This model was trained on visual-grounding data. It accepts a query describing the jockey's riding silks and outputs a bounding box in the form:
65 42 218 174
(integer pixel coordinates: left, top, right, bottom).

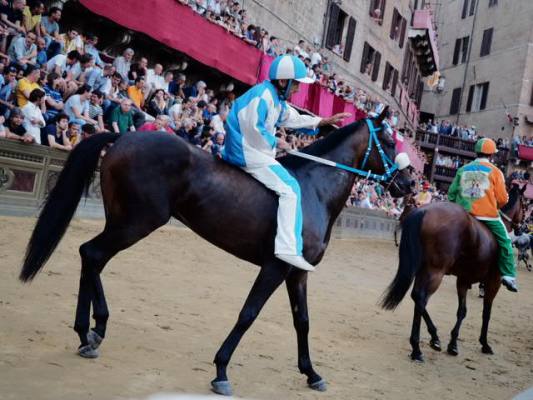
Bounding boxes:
222 55 321 271
448 138 518 291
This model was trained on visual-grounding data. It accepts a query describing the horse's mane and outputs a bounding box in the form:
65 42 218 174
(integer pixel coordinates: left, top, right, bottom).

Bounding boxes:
280 120 365 168
501 184 521 212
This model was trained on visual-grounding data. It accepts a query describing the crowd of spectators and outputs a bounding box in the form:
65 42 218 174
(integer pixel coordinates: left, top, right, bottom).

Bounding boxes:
179 0 396 118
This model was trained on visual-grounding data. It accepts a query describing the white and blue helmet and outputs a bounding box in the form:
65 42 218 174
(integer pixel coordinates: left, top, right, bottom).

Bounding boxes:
269 55 315 84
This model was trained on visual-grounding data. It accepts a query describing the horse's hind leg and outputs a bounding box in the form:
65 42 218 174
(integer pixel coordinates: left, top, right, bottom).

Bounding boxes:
75 218 168 358
409 270 443 362
286 270 325 392
479 274 501 355
212 260 289 396
447 281 469 356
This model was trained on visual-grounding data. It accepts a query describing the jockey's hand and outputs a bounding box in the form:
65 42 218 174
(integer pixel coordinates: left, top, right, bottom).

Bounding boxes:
276 138 291 150
318 112 352 127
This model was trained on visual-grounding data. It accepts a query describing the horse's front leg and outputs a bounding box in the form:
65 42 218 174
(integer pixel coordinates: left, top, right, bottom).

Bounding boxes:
286 270 326 392
211 260 289 396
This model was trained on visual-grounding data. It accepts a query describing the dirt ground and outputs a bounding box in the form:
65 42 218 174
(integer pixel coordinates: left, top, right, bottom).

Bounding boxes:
0 216 532 400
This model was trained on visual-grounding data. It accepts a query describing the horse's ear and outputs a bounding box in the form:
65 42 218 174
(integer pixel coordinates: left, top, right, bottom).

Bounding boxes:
375 105 389 127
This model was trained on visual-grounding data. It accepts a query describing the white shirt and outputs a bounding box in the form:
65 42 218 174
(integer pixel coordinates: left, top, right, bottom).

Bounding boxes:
46 54 81 78
210 114 226 134
21 102 45 144
310 52 322 66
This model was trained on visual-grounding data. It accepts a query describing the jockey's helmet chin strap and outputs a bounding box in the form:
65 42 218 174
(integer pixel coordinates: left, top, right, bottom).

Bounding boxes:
280 79 293 101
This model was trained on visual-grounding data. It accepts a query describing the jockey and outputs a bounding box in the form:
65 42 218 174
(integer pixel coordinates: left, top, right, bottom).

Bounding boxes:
222 55 349 271
448 138 518 292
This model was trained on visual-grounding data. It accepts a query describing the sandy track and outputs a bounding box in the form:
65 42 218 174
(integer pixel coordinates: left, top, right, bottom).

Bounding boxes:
0 216 532 400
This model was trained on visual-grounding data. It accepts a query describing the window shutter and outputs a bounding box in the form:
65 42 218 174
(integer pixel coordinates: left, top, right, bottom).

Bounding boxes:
450 88 462 115
453 39 461 65
390 9 398 39
399 17 407 48
326 3 340 50
343 17 356 62
480 82 489 110
461 36 469 63
382 62 391 89
469 0 476 16
372 51 381 81
461 0 469 18
480 28 493 56
466 85 475 112
391 69 399 97
361 42 370 73
379 0 387 25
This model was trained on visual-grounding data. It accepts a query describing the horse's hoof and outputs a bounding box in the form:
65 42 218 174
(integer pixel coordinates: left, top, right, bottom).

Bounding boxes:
410 352 424 363
211 380 233 396
87 329 103 350
78 344 99 359
447 344 459 356
481 345 494 355
309 378 327 392
430 339 442 352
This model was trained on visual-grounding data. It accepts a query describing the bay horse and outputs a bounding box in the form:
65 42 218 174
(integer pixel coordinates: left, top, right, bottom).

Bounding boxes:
381 183 526 362
394 193 417 247
19 109 412 395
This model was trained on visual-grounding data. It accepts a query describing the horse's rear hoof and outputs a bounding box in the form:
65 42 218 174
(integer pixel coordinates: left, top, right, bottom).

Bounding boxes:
211 380 233 396
78 344 99 359
447 344 459 356
309 378 327 392
87 329 103 350
481 345 494 355
410 352 424 363
430 339 442 352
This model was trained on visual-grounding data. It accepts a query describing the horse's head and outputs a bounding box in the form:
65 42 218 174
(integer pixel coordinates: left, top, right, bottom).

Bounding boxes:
503 183 528 230
362 106 413 198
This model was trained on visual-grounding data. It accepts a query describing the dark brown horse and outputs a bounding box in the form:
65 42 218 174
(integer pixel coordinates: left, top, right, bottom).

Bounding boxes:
19 110 412 396
394 193 417 247
381 183 525 362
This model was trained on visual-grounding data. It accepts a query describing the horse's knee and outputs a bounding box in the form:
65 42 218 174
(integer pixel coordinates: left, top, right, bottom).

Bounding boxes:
79 242 106 273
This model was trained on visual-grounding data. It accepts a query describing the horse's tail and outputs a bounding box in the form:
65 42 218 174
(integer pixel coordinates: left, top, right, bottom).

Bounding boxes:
20 133 120 282
380 209 426 310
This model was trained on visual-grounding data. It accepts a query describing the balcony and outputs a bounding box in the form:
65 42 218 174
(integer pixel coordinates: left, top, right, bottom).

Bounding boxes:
408 9 439 76
415 130 476 157
434 165 457 182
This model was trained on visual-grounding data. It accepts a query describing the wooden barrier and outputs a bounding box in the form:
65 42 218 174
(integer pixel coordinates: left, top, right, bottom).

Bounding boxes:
0 139 398 240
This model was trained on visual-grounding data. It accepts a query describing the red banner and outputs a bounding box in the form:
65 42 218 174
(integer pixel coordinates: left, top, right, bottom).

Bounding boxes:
80 0 262 85
518 145 533 161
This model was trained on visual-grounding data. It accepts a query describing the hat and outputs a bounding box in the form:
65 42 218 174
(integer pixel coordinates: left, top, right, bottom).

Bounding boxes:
475 138 497 155
423 181 430 190
268 55 315 84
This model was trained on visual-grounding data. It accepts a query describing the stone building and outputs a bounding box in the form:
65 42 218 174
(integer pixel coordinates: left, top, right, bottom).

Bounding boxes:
241 0 438 130
420 0 533 141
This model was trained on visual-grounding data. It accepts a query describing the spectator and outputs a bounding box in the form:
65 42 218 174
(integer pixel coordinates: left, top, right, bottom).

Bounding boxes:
66 121 81 146
43 112 71 150
80 122 96 141
210 108 227 134
266 36 281 57
40 6 61 45
138 114 173 133
88 90 105 132
35 36 47 66
60 28 83 54
83 33 103 67
22 1 44 35
0 0 26 38
162 71 173 94
21 88 45 143
128 56 147 82
8 31 37 69
45 50 80 80
145 63 164 94
113 48 134 81
88 63 115 95
110 98 135 134
15 64 41 107
4 107 33 143
0 65 18 115
64 84 95 126
127 76 145 108
169 73 186 98
147 88 169 117
43 72 64 122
